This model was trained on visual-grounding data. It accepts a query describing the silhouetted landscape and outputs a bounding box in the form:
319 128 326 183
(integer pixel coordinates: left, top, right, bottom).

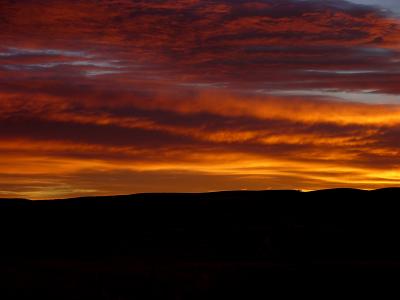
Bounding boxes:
1 189 400 298
3 0 400 298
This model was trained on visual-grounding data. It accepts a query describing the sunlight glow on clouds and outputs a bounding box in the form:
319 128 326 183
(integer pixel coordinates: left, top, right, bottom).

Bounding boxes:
1 0 400 198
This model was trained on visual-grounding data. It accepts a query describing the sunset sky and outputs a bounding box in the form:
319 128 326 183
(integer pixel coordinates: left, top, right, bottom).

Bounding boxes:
1 0 400 199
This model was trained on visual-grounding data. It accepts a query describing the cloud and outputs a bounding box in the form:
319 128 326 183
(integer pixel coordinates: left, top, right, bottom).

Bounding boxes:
1 0 400 198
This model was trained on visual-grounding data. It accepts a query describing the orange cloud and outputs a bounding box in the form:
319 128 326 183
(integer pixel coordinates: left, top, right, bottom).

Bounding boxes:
1 0 400 198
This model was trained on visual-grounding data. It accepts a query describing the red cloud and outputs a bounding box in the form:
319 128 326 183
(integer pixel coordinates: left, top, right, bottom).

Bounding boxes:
1 0 400 198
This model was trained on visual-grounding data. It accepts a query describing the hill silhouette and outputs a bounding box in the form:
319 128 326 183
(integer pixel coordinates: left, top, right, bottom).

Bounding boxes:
1 189 400 299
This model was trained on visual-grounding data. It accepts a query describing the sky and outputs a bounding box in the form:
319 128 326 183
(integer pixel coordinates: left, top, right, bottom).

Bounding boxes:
1 0 400 199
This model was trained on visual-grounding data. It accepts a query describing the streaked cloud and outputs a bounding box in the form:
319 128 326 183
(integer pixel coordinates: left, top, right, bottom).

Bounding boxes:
1 0 400 198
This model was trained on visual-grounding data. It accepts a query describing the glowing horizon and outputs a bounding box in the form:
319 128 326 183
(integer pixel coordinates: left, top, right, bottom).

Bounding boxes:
1 0 400 199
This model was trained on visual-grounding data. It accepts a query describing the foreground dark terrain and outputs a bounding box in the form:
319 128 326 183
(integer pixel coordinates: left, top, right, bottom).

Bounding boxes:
1 189 400 298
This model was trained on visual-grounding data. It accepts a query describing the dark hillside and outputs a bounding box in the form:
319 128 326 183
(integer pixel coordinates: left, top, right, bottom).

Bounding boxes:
1 189 400 298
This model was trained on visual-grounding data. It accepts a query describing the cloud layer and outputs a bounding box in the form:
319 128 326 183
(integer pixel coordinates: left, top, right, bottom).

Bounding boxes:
1 0 400 199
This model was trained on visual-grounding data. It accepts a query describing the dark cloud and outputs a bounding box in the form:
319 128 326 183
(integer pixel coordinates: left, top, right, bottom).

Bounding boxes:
1 0 400 198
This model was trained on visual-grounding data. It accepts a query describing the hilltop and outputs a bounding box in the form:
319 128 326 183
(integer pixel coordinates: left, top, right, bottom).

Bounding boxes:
1 188 400 299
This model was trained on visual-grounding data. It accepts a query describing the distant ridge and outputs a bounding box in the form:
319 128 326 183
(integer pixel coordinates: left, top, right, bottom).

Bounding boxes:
1 188 400 299
1 187 399 201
